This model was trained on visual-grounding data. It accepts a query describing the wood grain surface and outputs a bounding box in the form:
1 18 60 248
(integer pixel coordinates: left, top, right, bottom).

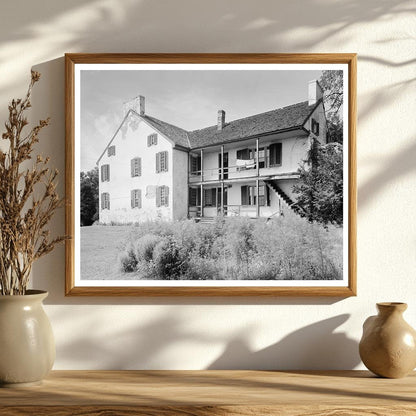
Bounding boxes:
1 370 414 415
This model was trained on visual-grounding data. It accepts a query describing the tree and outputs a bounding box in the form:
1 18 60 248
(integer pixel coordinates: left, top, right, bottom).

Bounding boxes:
293 141 343 226
319 70 343 144
80 167 99 226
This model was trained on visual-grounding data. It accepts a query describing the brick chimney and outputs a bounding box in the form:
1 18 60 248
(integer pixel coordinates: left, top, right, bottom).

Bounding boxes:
217 110 225 130
123 95 145 116
308 80 323 106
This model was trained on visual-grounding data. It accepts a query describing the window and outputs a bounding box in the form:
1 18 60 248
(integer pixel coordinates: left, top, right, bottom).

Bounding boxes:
204 188 216 207
236 148 250 160
241 185 268 206
156 186 169 207
189 187 201 206
101 193 110 210
107 145 115 157
147 133 158 147
131 157 142 177
156 151 168 173
131 189 142 209
249 147 266 168
101 164 110 182
311 119 320 135
190 154 201 174
269 143 282 166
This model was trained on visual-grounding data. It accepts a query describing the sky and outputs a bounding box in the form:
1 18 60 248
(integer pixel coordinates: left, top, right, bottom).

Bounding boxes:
80 67 323 171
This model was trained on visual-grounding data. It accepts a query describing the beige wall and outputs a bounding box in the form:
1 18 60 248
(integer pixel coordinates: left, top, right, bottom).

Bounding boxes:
1 0 414 370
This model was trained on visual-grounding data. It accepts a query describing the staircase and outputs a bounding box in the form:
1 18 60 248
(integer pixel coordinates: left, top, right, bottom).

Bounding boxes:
264 180 303 215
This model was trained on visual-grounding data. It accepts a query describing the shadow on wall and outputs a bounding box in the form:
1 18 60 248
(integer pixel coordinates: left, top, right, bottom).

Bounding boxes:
53 309 359 369
208 314 360 370
13 0 415 306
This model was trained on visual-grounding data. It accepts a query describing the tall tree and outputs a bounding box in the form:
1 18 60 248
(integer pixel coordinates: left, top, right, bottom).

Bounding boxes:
319 70 343 144
80 167 99 226
293 141 343 226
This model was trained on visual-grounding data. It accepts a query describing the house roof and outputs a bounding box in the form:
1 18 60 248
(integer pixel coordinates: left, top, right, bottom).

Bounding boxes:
98 100 320 163
187 101 317 149
142 114 190 149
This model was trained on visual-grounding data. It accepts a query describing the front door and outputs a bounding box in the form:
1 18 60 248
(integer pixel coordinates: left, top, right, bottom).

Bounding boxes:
218 152 229 180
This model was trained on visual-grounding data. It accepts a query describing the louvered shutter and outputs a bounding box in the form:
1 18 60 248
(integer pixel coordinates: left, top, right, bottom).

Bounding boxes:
101 193 104 209
164 186 169 206
156 186 161 207
138 189 142 208
131 159 134 177
156 153 160 173
130 190 134 208
147 135 151 147
164 151 168 172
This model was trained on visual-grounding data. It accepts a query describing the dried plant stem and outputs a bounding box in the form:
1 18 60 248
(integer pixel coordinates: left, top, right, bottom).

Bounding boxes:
0 71 65 295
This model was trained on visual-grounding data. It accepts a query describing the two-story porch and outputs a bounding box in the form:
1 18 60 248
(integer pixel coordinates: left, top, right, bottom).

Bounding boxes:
188 131 307 219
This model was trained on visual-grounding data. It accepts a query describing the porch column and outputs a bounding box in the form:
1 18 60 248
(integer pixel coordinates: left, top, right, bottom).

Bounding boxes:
256 179 260 218
200 149 204 182
256 137 259 177
200 184 204 218
221 145 224 216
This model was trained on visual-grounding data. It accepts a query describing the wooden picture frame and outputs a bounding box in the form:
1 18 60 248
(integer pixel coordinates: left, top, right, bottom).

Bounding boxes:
65 53 356 296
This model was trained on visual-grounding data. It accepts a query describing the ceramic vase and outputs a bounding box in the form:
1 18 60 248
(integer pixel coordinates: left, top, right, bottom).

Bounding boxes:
0 290 55 387
359 302 416 378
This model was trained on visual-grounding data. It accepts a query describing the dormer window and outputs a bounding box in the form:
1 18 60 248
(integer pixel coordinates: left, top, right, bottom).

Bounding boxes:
147 133 158 147
311 119 320 135
107 145 115 157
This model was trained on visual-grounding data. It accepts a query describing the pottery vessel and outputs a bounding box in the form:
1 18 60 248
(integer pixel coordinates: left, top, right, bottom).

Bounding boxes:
359 302 416 378
0 290 55 387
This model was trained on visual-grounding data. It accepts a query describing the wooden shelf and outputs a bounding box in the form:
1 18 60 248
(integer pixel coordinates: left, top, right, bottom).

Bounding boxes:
1 370 415 415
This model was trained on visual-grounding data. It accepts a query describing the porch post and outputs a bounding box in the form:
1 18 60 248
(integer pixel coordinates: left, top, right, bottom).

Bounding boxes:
200 184 204 218
256 179 260 218
256 137 259 177
221 145 224 215
200 149 204 182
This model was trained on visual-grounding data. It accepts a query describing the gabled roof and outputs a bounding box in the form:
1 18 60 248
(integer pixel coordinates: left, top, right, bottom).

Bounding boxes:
188 101 317 149
98 99 321 163
142 114 190 149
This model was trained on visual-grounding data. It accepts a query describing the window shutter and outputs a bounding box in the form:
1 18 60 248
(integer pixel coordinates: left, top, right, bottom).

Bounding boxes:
138 189 142 208
101 193 104 209
156 186 161 207
156 153 160 173
138 158 142 176
269 143 282 166
107 194 110 210
101 165 105 182
165 186 169 206
163 151 168 172
131 190 134 208
131 159 134 177
147 135 151 147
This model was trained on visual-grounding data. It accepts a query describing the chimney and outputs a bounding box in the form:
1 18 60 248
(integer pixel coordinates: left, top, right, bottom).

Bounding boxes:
123 95 145 116
217 110 225 130
308 80 323 106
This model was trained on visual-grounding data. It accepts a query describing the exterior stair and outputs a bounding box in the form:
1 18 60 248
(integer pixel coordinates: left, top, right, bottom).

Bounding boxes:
264 180 303 215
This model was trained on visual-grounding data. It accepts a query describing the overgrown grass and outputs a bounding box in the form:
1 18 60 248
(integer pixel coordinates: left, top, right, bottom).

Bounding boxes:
118 215 343 281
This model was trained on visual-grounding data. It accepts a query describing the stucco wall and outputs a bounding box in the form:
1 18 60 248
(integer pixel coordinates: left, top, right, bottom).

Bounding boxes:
98 114 173 223
2 0 414 371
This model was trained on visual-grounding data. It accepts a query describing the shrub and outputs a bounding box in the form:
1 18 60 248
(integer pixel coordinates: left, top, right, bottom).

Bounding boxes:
135 234 162 262
153 236 185 279
118 243 138 272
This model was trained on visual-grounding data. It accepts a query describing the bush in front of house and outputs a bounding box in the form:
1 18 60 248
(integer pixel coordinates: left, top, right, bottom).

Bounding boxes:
118 243 138 272
134 234 162 262
118 216 343 280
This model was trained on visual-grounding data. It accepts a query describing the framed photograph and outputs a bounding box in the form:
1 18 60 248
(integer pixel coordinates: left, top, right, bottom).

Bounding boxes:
65 53 356 296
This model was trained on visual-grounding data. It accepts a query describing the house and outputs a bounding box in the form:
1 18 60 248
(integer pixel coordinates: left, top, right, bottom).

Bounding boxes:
97 80 327 224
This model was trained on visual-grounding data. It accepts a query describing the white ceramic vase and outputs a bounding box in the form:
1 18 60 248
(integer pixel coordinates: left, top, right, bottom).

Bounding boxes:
0 290 55 387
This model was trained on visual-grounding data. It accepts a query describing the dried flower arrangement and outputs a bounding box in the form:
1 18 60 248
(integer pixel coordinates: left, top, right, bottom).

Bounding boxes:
0 71 65 295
